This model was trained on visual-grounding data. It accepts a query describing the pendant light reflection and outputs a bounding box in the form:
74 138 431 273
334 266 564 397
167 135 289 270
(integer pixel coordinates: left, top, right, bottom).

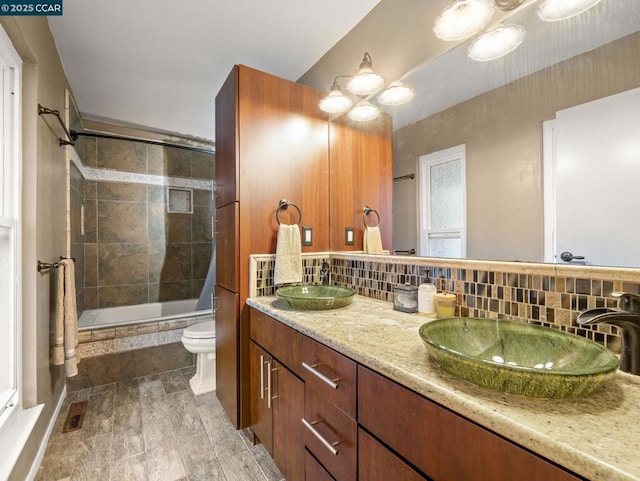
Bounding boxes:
377 82 415 106
318 79 353 114
346 53 386 96
434 0 495 41
348 102 380 121
468 24 525 61
537 0 602 22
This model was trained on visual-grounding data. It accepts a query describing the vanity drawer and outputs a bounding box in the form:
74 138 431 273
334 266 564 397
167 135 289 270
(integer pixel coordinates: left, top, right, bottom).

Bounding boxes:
305 449 336 481
358 366 583 481
300 335 357 417
304 387 357 481
358 429 426 481
250 308 304 375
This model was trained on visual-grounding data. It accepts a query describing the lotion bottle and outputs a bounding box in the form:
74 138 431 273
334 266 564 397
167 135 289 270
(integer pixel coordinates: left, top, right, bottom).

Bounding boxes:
418 281 437 317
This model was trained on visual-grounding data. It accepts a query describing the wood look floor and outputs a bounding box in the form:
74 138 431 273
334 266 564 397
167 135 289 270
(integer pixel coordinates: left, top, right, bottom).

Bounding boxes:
36 366 284 481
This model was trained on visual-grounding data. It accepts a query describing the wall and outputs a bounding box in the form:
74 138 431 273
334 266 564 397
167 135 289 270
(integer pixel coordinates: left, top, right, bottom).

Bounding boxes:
0 17 70 481
71 134 215 311
393 31 640 262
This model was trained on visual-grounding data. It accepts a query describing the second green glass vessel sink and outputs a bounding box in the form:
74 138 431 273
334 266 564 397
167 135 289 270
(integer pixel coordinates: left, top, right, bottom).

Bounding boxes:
419 318 619 398
276 285 355 310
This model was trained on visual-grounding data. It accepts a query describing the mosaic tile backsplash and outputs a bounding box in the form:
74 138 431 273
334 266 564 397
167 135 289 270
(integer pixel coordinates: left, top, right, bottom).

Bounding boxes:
250 253 640 353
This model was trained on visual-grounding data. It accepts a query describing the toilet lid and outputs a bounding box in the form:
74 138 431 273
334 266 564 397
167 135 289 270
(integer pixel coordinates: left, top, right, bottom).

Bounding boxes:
183 320 215 338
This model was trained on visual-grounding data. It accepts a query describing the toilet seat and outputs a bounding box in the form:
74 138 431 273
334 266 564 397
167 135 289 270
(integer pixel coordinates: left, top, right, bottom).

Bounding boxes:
183 320 215 339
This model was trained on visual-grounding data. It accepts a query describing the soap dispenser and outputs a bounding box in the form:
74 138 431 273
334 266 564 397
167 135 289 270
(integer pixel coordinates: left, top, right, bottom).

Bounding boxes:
418 280 437 317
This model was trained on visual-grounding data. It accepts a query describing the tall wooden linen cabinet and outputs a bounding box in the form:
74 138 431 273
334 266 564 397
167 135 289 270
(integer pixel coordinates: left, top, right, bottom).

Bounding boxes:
214 64 393 454
214 65 331 428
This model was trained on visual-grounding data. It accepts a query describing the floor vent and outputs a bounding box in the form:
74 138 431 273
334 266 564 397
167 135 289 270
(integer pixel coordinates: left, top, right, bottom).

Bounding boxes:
62 400 88 434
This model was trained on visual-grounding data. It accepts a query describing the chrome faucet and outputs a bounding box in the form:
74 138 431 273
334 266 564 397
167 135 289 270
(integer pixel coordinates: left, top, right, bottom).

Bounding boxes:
319 261 330 286
577 292 640 375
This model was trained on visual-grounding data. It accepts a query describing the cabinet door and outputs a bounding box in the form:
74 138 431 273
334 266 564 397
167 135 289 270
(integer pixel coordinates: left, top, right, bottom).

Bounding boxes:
215 66 238 208
249 341 273 455
329 113 393 251
273 360 305 481
358 429 426 481
215 202 238 292
215 285 239 427
358 366 582 481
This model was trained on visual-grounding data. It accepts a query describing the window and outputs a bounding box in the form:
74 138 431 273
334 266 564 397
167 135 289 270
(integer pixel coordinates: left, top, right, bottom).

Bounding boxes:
418 145 466 258
0 26 21 430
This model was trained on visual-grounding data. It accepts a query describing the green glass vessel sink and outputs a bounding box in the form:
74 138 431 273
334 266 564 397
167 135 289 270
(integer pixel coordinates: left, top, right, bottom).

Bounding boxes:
276 285 355 310
419 318 619 398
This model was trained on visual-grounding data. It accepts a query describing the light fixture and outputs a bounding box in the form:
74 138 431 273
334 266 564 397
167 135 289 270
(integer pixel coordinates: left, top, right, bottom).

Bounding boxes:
468 24 525 61
377 82 415 106
348 102 380 121
537 0 602 22
346 53 386 96
433 0 495 42
319 78 353 114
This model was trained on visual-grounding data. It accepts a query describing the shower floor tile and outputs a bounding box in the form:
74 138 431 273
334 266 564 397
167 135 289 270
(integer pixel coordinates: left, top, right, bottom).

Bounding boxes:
36 366 284 481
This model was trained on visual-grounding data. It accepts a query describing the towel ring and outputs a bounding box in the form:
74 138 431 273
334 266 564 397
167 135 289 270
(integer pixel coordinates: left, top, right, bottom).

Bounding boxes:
276 199 302 225
363 206 380 228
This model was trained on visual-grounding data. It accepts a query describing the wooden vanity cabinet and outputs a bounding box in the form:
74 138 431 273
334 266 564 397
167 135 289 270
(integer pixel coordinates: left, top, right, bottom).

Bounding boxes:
250 309 305 481
357 366 584 481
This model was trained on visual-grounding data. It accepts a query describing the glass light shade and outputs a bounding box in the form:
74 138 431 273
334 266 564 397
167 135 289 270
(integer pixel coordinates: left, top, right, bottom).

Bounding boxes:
347 102 380 121
434 0 495 42
319 85 353 114
346 68 386 96
537 0 602 21
377 82 415 106
468 24 525 61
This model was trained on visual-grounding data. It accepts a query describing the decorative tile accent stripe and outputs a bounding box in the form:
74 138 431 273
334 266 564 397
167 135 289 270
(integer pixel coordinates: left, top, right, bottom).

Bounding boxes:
78 314 212 357
250 252 633 353
83 166 213 190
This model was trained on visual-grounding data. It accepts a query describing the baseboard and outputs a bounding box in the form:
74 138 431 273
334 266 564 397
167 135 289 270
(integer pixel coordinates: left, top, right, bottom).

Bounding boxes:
25 385 67 481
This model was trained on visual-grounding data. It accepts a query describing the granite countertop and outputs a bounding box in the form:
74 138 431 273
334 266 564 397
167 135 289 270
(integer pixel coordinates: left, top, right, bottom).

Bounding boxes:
247 295 640 481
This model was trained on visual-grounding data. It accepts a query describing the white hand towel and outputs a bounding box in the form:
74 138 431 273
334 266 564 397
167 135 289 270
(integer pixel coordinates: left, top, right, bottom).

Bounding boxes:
52 259 79 377
363 226 384 254
274 224 302 285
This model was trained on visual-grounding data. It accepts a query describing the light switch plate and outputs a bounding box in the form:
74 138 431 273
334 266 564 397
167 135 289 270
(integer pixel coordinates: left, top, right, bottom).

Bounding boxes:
302 226 313 246
345 227 354 246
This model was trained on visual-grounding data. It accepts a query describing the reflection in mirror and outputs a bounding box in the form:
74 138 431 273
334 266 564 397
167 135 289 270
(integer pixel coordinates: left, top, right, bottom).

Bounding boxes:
387 0 640 267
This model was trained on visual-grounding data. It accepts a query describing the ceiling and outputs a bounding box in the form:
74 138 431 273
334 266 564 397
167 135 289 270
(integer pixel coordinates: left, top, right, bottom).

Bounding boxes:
48 0 381 142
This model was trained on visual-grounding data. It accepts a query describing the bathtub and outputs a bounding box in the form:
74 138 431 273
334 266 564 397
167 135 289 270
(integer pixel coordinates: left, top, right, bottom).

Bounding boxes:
78 299 212 330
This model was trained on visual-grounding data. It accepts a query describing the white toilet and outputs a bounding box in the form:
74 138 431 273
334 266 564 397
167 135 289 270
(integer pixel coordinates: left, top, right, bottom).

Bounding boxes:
181 320 216 395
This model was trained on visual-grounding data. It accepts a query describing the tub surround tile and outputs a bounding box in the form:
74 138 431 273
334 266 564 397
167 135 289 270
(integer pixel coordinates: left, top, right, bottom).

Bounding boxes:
150 281 193 303
97 201 147 244
98 285 148 309
97 138 147 174
162 148 192 178
192 243 213 279
149 243 192 283
192 208 213 243
190 153 215 180
114 332 158 352
97 181 147 202
78 340 114 358
83 200 97 243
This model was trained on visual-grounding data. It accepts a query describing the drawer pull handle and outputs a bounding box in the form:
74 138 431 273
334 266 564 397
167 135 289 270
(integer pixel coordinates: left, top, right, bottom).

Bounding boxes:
259 355 265 400
302 362 339 389
267 360 273 409
301 418 340 456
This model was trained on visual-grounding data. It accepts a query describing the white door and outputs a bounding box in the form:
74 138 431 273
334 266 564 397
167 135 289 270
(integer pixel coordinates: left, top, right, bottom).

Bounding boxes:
544 87 640 267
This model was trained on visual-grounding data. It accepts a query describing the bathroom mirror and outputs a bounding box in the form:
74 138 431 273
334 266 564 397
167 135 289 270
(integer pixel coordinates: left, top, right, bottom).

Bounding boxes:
318 0 640 268
387 0 640 267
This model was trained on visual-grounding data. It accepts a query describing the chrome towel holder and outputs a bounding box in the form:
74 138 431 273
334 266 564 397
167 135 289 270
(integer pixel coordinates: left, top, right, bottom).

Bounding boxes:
363 206 380 227
276 199 302 225
38 256 76 273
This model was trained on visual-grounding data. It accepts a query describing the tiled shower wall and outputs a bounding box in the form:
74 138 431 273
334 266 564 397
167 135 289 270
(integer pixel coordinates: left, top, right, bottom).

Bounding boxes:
71 136 215 312
252 253 640 353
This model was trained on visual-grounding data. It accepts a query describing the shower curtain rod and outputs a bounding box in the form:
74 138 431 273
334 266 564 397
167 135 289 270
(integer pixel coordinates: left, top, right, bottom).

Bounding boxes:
70 130 215 155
